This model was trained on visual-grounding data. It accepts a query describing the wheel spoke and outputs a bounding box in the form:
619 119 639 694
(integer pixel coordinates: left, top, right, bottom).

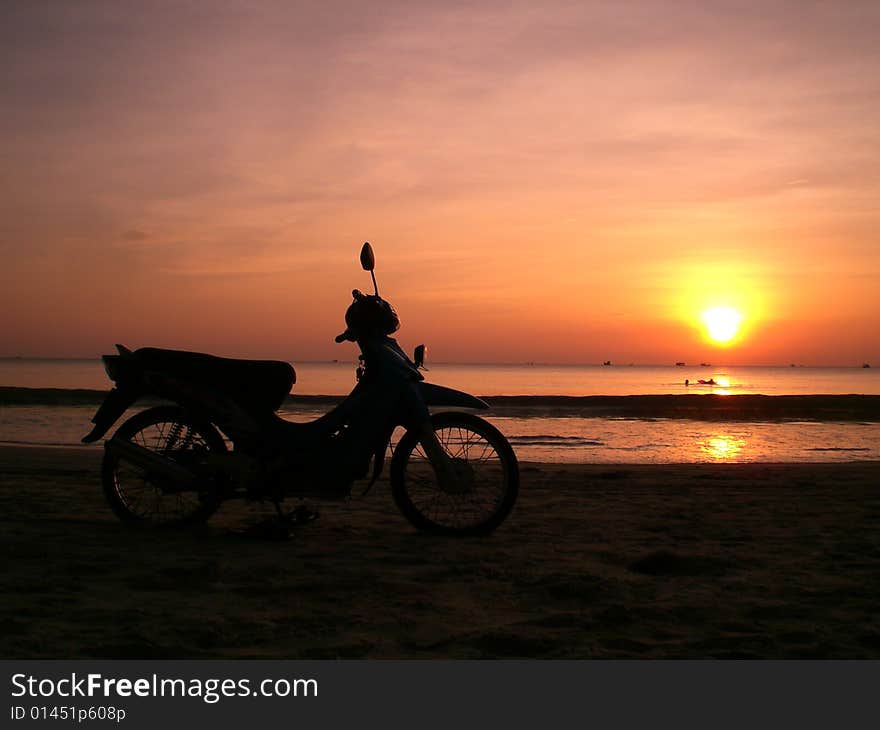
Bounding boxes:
109 413 220 526
398 417 514 532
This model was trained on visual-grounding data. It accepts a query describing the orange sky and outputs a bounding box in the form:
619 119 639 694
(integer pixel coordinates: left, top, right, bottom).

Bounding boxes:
2 1 879 365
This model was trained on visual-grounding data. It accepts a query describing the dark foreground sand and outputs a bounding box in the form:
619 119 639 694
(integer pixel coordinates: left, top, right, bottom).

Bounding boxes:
2 445 879 659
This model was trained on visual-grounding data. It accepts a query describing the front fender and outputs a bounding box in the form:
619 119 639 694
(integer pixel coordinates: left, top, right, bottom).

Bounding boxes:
417 382 489 411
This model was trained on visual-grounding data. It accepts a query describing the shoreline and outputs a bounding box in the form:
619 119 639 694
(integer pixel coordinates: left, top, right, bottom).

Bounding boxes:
3 387 880 421
2 445 879 659
3 440 880 467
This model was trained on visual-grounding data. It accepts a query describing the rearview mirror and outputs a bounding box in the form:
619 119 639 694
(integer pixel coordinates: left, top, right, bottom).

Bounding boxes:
360 241 375 272
414 344 427 369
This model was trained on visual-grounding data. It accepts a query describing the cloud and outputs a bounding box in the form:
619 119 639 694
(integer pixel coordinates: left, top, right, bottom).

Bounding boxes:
2 0 878 359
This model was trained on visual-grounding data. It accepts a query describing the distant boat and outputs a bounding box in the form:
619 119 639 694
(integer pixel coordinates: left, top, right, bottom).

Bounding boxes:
675 362 685 366
697 378 717 385
602 360 612 366
700 362 711 367
864 363 872 368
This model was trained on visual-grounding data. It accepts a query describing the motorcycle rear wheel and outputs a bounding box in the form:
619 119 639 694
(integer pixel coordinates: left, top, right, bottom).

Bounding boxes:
101 406 227 526
390 412 519 535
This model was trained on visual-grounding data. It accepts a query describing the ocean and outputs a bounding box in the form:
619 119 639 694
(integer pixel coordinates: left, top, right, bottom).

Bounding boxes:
1 358 878 463
2 358 879 396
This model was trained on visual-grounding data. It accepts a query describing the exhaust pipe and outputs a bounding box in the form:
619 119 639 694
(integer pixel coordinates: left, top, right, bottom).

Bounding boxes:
105 436 197 488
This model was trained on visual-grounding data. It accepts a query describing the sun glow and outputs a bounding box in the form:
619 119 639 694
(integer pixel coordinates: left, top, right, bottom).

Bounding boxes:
701 435 746 461
701 307 743 344
671 261 767 356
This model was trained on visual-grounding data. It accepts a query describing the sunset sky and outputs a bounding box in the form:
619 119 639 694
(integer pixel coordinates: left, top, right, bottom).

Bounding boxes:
3 0 879 365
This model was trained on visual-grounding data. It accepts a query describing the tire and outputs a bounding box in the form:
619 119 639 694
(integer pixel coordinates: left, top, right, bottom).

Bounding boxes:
390 412 519 535
101 405 227 526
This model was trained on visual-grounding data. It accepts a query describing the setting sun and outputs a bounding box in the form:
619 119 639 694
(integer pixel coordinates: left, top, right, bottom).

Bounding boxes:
701 307 743 344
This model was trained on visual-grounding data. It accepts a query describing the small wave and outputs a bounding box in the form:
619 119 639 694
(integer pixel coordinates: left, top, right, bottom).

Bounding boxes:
805 447 870 452
0 439 85 448
508 436 604 447
509 441 605 448
508 435 603 442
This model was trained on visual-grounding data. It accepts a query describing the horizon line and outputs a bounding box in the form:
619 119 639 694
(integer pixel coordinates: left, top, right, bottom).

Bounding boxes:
0 356 873 369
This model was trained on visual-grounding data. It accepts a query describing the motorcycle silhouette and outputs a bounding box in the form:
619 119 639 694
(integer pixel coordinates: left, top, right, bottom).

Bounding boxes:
83 243 518 535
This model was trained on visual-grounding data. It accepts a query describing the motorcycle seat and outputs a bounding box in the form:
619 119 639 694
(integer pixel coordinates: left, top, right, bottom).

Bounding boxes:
133 347 295 413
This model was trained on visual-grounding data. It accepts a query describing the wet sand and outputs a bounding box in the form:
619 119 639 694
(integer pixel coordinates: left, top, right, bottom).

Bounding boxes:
1 445 879 659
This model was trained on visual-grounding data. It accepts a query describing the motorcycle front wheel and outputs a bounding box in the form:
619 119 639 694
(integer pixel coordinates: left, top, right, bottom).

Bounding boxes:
101 405 227 526
390 412 519 535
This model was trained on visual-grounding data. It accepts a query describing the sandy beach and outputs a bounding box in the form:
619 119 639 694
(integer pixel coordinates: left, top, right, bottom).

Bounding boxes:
1 445 879 659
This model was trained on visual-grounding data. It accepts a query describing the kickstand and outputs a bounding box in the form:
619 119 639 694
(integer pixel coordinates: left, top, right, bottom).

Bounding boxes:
232 516 292 541
273 500 319 526
286 504 320 525
230 501 318 541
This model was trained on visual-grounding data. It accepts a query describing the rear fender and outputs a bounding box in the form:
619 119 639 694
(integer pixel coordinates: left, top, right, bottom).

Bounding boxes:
417 382 489 411
82 388 140 443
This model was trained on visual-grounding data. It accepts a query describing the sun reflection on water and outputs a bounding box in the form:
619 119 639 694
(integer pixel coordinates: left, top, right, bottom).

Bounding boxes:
701 435 746 460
